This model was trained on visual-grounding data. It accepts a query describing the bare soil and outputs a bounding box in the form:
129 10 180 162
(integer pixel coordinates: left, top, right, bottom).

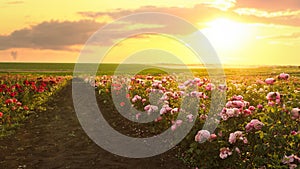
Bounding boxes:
0 82 188 169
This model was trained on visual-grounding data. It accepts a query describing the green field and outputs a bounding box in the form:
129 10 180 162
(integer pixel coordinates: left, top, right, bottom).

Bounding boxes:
0 62 299 77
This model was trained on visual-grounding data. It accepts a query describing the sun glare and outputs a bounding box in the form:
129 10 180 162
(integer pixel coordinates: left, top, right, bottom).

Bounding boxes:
201 18 251 50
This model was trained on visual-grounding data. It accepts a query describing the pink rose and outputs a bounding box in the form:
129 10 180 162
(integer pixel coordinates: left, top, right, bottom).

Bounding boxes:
195 130 210 143
229 131 245 144
243 109 252 116
209 134 217 141
257 104 263 109
265 78 275 85
205 83 215 91
249 106 255 111
171 124 177 131
246 119 264 132
291 108 300 120
171 120 183 131
266 92 280 105
235 147 241 154
278 73 289 80
282 155 295 164
291 131 297 136
186 114 194 122
175 120 183 126
229 133 237 144
135 113 141 120
219 147 232 159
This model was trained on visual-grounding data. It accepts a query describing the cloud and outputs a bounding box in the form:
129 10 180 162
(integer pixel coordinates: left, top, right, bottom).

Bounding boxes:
259 32 300 40
235 0 300 11
2 2 300 51
234 8 300 18
78 4 300 28
0 20 104 50
0 16 197 51
200 0 236 11
232 8 300 26
78 5 226 26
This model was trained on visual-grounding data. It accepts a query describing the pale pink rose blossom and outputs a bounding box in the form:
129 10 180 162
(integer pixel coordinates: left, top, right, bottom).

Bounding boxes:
245 119 264 132
291 108 300 120
265 78 275 85
282 155 295 164
171 124 177 131
175 119 183 126
186 114 194 122
219 147 232 159
289 164 297 169
229 131 245 144
144 105 158 115
195 130 211 143
266 92 280 105
171 120 183 131
135 113 141 120
235 147 241 154
154 116 163 122
171 108 179 114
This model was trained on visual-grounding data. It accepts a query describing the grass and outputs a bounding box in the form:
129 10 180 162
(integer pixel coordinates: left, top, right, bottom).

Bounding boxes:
0 62 299 77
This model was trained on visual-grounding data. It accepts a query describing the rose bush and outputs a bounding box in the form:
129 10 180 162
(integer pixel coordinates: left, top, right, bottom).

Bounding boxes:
85 72 299 168
0 74 70 135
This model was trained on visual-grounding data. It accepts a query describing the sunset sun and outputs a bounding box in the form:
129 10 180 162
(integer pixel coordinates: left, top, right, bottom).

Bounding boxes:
201 18 251 50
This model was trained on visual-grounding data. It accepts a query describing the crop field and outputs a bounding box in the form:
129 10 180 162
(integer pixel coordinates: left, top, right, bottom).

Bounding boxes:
0 63 299 168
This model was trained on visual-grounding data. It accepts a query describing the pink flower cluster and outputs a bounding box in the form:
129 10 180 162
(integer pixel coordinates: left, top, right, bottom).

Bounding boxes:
159 104 172 115
186 114 194 122
131 95 142 103
291 130 300 136
195 130 210 142
282 154 300 169
171 120 183 131
189 91 208 99
278 73 290 80
144 104 158 115
229 131 248 144
265 78 276 85
179 78 208 91
291 108 300 120
245 119 264 132
261 73 289 85
195 130 217 143
219 147 232 159
266 92 281 105
205 83 215 91
219 95 255 120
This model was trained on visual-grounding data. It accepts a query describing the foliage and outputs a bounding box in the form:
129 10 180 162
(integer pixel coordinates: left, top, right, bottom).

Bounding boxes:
84 71 300 169
0 74 70 136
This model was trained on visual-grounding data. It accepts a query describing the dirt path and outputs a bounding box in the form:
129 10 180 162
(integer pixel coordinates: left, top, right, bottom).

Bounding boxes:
0 82 188 169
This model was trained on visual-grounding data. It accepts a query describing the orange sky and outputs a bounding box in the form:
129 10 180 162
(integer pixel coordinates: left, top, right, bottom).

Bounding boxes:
0 0 299 65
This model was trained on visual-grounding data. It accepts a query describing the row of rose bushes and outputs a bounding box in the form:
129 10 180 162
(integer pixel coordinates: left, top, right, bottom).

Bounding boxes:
84 72 299 169
0 74 70 135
